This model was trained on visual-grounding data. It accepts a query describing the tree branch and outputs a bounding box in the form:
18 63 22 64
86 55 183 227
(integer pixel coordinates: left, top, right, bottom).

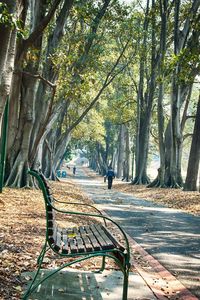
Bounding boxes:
14 70 56 89
104 39 131 85
66 40 131 132
183 133 193 140
185 115 196 120
150 128 159 145
179 0 200 49
72 0 111 71
19 0 62 60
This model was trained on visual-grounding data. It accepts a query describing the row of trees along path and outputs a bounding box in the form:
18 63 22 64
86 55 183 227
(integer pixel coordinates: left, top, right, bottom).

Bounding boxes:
0 0 200 192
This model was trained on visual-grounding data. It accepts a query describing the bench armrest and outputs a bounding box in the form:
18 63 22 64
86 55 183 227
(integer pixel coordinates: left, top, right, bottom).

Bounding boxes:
53 198 104 216
49 201 130 257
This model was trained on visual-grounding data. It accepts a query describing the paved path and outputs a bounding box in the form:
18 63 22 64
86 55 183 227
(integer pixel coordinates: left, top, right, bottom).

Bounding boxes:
70 167 200 299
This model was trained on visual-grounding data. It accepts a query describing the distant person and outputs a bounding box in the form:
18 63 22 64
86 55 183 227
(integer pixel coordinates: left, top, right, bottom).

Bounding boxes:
73 166 76 175
106 167 115 189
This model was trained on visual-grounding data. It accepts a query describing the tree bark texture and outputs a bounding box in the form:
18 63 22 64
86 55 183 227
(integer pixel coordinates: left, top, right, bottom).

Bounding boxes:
117 124 126 178
122 125 130 181
184 95 200 191
0 0 24 128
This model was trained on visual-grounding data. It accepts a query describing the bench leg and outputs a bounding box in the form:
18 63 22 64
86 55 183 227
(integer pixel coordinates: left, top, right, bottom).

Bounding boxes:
93 255 106 273
100 255 106 272
37 244 49 265
122 269 129 300
23 242 47 299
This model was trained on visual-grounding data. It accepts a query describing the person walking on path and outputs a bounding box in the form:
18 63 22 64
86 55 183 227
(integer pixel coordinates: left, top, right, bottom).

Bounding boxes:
73 166 76 175
106 167 115 189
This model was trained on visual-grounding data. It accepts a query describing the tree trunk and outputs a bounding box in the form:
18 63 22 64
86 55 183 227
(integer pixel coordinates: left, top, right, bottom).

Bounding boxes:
123 125 130 181
50 132 71 179
6 75 37 187
166 0 200 188
0 27 17 128
148 0 167 188
184 95 200 191
134 1 149 184
6 0 48 186
133 0 156 185
117 124 125 178
0 0 23 126
133 109 151 184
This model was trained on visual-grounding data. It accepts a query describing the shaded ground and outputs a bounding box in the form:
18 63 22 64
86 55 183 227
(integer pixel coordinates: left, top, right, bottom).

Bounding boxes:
22 268 156 300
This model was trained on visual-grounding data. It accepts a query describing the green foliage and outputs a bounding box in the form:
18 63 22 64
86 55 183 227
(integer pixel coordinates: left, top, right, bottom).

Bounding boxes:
0 3 24 37
64 146 73 162
48 0 136 137
101 67 137 125
0 3 14 26
72 110 105 145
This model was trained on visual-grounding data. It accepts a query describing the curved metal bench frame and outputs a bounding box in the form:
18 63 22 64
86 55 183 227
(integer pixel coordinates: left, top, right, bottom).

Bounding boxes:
23 169 130 300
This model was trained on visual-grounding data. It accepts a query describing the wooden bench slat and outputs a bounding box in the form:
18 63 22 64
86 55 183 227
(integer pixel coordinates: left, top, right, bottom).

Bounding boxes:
100 225 125 251
47 209 55 220
76 237 85 253
81 235 93 252
54 231 62 251
62 234 68 254
84 226 101 251
73 227 79 235
78 227 93 252
79 226 85 235
94 225 115 249
69 238 78 253
89 225 111 250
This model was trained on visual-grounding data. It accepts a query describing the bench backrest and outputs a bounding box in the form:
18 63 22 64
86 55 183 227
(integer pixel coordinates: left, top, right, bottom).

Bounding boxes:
28 169 56 245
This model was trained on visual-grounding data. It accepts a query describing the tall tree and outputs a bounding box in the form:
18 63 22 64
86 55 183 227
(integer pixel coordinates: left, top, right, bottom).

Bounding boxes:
132 0 158 184
6 0 62 187
148 0 168 187
164 0 200 187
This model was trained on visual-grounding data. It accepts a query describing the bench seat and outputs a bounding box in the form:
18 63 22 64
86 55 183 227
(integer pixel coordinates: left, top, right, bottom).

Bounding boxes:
50 223 125 254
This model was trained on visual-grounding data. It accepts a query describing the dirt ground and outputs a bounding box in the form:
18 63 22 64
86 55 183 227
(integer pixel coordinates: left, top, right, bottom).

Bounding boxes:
114 182 200 216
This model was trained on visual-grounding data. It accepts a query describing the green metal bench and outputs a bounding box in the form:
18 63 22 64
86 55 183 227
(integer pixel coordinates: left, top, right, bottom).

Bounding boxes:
23 169 130 299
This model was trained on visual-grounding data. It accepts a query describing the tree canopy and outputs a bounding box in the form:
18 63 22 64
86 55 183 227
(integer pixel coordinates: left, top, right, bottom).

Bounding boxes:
0 0 199 191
